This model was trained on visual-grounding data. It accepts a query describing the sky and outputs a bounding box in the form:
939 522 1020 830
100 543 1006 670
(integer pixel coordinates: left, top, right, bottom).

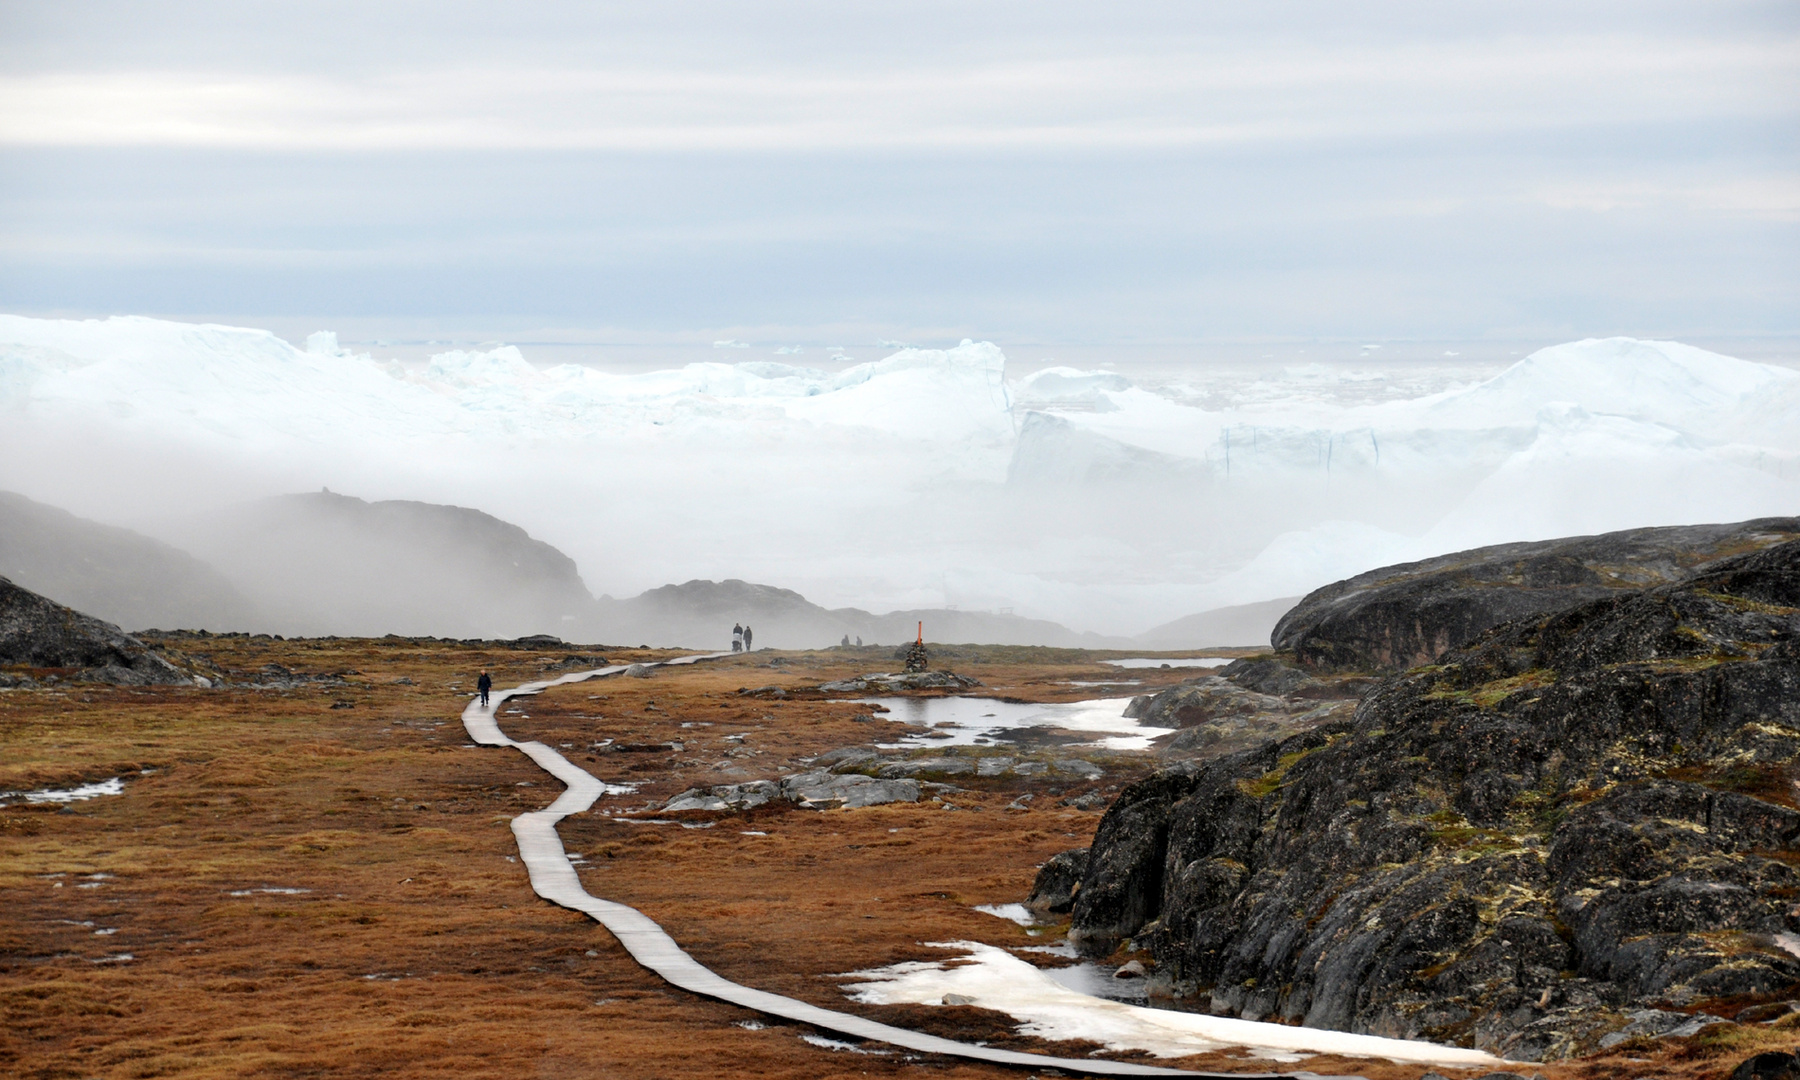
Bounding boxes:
2 0 1795 351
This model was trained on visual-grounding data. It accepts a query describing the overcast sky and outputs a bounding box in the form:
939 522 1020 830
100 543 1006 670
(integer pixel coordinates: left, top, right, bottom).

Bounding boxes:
1 1 1795 349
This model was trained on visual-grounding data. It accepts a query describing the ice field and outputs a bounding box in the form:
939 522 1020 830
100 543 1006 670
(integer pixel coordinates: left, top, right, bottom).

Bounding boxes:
1 314 1795 635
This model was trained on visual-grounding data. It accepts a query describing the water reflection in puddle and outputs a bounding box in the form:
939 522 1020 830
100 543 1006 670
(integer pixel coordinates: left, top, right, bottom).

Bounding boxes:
1045 961 1151 1003
862 696 1173 750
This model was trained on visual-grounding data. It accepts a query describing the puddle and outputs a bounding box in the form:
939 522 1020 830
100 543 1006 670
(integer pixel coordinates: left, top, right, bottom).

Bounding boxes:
2 776 127 805
1102 657 1236 669
1044 961 1150 1004
862 696 1173 751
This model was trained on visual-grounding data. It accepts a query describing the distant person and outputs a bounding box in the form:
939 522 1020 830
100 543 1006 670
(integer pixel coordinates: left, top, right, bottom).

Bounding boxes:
477 670 492 708
743 625 753 651
841 634 850 647
732 623 743 653
855 636 862 646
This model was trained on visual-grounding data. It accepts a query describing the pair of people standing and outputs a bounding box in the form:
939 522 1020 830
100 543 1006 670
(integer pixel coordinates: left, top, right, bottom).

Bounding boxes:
732 623 754 652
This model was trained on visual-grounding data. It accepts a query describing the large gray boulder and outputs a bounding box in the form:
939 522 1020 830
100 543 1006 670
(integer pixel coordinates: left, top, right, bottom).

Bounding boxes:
780 771 920 809
0 577 195 685
1272 517 1800 672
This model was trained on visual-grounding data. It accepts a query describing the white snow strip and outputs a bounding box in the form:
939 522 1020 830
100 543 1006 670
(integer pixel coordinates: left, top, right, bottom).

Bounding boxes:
974 903 1036 925
843 943 1505 1069
463 657 1349 1078
1103 658 1238 669
2 776 126 804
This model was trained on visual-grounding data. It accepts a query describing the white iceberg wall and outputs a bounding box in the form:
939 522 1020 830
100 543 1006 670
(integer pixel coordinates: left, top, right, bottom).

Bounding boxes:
1 313 1794 637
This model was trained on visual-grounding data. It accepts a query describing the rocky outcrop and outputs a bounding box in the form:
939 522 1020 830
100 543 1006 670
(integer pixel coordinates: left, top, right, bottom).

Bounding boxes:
662 773 920 812
1057 536 1800 1060
817 671 982 692
1273 517 1800 672
1126 656 1365 759
0 577 196 685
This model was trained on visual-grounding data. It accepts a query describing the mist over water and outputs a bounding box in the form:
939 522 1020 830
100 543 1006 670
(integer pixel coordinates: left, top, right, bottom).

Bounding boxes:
1 314 1796 639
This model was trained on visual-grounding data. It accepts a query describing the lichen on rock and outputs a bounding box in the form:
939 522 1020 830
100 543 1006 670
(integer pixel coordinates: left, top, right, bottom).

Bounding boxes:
1053 535 1800 1060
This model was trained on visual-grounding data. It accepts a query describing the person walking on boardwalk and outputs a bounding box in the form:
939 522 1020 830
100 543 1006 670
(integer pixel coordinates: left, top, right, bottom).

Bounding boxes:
732 623 743 652
477 670 492 708
743 625 753 651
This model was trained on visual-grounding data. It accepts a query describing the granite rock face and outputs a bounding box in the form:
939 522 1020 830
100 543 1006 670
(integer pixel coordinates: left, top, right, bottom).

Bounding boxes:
1055 537 1800 1060
0 577 195 685
1129 657 1366 761
1273 517 1800 672
1026 848 1091 914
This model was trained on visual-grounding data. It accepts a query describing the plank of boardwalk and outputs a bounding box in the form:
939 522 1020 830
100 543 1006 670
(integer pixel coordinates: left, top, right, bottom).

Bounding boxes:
462 656 1347 1080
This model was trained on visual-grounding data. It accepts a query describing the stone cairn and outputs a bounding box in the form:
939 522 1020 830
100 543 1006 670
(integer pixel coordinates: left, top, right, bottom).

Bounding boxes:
903 621 929 673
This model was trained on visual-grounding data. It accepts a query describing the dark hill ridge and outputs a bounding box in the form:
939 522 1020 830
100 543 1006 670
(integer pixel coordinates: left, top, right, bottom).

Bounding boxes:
1055 534 1800 1060
0 490 255 632
1273 517 1800 671
599 577 1132 650
0 576 196 686
190 491 594 639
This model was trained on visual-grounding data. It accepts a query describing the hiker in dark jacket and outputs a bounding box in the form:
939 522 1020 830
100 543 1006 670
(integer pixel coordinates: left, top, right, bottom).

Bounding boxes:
743 625 753 651
477 670 492 707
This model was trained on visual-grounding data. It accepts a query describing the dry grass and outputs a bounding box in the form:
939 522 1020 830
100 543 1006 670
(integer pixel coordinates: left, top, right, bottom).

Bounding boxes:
0 638 1781 1078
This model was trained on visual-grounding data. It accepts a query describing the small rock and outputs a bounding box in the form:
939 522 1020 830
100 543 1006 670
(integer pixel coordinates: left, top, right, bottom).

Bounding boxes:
1732 1051 1800 1080
1025 848 1088 913
664 780 780 813
1113 960 1146 979
877 757 974 778
1737 1001 1800 1023
942 993 976 1006
813 747 878 772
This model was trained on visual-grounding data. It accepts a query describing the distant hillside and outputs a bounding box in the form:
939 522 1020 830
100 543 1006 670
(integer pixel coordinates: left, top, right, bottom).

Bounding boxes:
188 491 593 638
1134 597 1301 650
0 491 255 632
593 578 1132 651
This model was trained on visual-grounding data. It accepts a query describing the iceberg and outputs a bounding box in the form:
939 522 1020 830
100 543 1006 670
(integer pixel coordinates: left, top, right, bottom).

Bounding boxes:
0 314 1793 638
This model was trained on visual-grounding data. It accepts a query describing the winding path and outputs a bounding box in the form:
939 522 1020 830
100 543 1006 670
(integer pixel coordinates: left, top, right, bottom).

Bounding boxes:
462 656 1345 1079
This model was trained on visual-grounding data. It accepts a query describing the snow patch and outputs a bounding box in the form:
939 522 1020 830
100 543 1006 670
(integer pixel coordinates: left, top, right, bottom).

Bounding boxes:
841 942 1507 1067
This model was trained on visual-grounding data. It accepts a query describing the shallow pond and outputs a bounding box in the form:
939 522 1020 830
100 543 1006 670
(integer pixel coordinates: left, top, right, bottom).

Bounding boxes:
862 696 1174 751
